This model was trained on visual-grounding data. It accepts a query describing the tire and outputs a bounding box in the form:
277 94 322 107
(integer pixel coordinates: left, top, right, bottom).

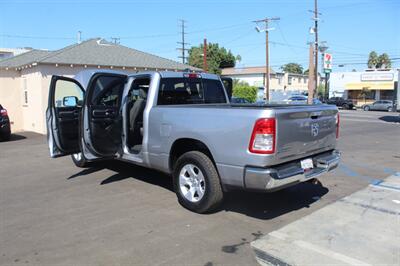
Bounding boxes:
173 151 224 213
71 152 90 168
388 106 393 112
0 132 11 141
364 106 370 111
343 104 349 110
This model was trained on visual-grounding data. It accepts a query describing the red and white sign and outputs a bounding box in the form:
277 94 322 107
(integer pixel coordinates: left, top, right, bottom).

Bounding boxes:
323 53 332 72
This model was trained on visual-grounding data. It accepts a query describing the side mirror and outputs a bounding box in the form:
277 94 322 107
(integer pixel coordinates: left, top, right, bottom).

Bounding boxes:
63 96 78 107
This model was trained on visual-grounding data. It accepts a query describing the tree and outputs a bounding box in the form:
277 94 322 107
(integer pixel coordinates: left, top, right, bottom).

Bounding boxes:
368 51 379 68
281 63 303 74
377 53 391 68
367 51 391 69
232 80 258 103
303 69 309 75
188 42 238 74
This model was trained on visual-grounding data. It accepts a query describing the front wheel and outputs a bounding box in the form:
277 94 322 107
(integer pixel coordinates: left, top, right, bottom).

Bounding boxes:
173 151 224 213
364 106 370 111
71 152 90 168
388 106 393 112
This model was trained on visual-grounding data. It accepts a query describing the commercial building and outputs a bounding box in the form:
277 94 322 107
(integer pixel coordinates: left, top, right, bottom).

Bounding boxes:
329 69 399 106
0 38 195 134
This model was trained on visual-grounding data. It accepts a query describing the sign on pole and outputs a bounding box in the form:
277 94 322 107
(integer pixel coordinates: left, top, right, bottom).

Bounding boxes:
323 53 332 73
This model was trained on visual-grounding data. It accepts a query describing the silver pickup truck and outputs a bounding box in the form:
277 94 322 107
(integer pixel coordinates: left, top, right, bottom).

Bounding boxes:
46 70 340 213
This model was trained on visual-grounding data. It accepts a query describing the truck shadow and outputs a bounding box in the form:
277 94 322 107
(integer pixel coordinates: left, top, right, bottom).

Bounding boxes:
221 183 328 219
70 160 328 220
379 115 400 123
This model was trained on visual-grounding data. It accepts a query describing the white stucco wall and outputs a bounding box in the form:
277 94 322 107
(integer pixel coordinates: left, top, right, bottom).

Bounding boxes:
0 69 23 132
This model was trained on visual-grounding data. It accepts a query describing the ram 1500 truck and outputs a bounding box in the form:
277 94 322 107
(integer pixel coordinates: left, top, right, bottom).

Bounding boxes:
46 70 340 213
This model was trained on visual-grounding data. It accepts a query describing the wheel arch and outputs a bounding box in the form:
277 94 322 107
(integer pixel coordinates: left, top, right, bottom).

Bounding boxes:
169 138 216 172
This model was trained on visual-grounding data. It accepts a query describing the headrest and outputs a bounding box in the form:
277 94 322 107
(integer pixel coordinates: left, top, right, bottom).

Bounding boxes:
139 88 147 99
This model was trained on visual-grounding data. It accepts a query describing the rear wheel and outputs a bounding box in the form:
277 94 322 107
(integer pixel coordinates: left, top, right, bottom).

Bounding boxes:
0 132 11 141
173 151 223 213
71 152 90 168
364 106 370 111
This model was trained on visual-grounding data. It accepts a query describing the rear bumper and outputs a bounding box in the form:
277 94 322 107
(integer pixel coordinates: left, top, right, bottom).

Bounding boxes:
244 150 340 192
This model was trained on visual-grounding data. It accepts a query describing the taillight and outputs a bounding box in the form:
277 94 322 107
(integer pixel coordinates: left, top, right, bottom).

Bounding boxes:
249 118 276 154
336 113 340 138
0 109 7 117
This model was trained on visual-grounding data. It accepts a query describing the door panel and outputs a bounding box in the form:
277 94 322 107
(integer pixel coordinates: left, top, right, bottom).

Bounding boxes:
46 76 84 157
84 73 127 157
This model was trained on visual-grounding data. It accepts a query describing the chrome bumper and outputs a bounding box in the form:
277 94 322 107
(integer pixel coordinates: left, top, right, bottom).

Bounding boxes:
244 150 341 191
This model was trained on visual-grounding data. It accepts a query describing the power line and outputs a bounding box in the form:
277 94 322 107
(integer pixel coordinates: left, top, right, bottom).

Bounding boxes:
0 34 74 40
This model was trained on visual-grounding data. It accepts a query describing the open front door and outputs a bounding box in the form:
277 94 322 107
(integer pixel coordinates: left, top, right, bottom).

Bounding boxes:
46 76 84 158
83 73 127 157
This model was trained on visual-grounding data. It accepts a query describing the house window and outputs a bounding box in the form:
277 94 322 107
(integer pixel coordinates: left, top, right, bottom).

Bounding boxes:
288 77 292 85
24 91 28 104
298 78 301 83
22 78 28 106
304 78 307 84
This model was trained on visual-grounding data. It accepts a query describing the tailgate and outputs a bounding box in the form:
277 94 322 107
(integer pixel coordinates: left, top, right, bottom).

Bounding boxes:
274 105 338 161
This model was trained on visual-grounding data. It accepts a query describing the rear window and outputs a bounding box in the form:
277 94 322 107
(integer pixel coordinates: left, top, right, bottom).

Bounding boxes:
157 78 227 105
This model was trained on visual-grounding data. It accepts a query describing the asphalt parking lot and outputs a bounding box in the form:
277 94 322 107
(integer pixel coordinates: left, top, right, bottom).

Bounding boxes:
0 109 399 265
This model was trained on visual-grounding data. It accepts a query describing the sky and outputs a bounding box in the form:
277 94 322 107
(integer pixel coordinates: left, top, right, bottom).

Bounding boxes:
0 0 399 72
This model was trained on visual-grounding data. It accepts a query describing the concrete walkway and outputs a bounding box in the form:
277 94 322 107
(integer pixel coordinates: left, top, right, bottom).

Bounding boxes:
251 173 400 266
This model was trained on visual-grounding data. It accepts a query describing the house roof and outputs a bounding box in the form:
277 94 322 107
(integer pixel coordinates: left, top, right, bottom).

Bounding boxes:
0 38 196 70
0 50 51 68
221 66 276 75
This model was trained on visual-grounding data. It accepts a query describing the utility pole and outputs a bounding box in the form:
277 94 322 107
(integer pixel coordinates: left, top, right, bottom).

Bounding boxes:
253 17 280 101
310 0 321 98
203 38 208 72
110 37 120 44
177 19 189 64
307 43 315 104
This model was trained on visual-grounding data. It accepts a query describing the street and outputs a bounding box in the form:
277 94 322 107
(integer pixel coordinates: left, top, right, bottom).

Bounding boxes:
0 109 399 265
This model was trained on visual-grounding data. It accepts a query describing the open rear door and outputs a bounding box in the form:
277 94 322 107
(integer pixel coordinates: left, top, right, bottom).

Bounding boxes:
83 73 127 157
46 76 84 157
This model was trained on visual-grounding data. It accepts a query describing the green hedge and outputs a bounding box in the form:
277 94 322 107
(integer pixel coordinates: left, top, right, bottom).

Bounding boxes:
232 83 258 103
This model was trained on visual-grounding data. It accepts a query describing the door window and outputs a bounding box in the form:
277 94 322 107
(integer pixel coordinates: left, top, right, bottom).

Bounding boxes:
54 79 84 107
91 76 125 106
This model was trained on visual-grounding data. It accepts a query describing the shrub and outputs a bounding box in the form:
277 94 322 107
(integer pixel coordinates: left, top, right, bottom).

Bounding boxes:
232 82 258 103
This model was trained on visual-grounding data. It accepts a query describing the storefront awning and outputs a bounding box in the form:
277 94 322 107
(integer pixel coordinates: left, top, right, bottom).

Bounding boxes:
345 82 394 90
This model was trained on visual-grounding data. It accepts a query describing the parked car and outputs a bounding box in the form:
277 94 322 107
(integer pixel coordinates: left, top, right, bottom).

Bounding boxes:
0 104 11 141
283 95 308 104
326 97 354 110
362 100 393 112
230 97 250 104
46 71 340 213
282 96 322 105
